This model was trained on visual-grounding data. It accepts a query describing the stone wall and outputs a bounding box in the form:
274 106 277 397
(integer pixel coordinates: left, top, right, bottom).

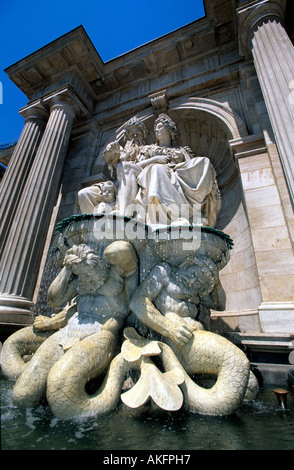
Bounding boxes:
1 0 294 352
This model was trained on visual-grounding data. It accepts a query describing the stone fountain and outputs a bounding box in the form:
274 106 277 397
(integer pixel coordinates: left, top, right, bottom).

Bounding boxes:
1 114 259 419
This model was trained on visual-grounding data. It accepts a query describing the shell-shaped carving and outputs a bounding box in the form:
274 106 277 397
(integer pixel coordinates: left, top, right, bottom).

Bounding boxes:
122 327 161 362
121 360 185 411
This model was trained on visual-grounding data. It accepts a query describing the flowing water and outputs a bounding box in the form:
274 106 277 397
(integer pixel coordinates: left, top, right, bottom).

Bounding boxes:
1 371 293 451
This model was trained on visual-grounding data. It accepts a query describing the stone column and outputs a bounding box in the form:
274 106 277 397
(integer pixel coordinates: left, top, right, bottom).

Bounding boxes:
0 102 48 256
0 97 76 326
238 0 294 205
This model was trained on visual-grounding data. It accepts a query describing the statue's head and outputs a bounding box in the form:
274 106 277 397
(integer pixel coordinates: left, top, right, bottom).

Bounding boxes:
154 114 178 147
178 257 218 296
64 244 111 290
123 117 148 145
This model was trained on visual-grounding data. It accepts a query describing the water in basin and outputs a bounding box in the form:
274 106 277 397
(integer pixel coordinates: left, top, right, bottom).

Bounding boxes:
1 371 293 451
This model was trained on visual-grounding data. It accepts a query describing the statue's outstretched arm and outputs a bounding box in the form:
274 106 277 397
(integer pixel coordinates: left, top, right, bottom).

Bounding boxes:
33 301 76 332
47 266 78 308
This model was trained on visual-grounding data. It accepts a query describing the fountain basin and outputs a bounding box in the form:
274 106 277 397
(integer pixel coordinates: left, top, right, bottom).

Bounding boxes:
55 213 232 276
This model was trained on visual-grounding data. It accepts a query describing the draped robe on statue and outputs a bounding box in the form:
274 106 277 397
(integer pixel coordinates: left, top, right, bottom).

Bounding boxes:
129 145 220 226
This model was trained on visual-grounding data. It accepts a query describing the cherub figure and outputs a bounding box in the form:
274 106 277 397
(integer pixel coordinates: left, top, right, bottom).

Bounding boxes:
78 180 117 214
79 117 148 216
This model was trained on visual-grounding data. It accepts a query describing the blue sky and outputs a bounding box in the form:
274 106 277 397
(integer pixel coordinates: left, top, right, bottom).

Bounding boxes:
0 0 205 145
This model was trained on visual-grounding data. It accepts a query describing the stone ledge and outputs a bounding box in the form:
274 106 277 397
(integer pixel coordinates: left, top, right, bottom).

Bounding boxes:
258 302 294 333
227 331 294 355
251 363 294 389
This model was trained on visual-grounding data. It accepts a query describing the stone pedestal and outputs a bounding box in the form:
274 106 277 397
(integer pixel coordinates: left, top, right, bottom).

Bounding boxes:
230 135 294 333
0 97 76 327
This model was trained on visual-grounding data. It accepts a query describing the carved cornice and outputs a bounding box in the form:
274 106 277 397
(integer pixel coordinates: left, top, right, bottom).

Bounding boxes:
237 0 286 57
5 8 239 109
229 133 266 159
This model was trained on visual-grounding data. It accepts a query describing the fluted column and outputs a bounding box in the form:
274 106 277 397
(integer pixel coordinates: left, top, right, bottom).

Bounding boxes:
0 97 76 324
0 102 48 256
238 0 294 205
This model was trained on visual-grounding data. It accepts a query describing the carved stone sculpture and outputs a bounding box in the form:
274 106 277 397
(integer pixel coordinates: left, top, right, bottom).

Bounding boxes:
78 180 117 214
1 239 138 407
79 116 148 216
1 215 258 418
78 114 221 227
133 114 221 227
0 113 259 419
99 114 221 227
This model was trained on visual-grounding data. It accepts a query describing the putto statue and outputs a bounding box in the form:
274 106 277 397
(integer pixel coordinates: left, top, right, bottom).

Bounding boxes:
78 180 118 215
1 113 258 419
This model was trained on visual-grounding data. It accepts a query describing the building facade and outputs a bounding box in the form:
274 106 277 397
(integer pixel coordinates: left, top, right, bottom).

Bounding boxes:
0 0 294 361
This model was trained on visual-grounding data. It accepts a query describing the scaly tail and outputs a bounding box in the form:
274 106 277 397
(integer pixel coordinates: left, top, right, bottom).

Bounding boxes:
46 328 128 419
12 330 66 406
162 330 250 416
1 326 52 380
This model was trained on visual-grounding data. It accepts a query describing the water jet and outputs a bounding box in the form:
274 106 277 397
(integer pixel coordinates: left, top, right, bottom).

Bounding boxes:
272 388 289 410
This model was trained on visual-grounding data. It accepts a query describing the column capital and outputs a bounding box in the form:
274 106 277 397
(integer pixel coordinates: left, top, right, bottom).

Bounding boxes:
42 86 89 120
19 100 49 122
237 0 286 57
49 99 77 121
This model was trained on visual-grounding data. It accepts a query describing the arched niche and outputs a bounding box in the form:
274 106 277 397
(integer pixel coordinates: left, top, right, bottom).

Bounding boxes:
128 97 248 230
168 98 248 231
133 97 262 329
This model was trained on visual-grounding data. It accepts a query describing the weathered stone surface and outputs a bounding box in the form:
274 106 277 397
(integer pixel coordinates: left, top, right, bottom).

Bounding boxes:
1 0 293 345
